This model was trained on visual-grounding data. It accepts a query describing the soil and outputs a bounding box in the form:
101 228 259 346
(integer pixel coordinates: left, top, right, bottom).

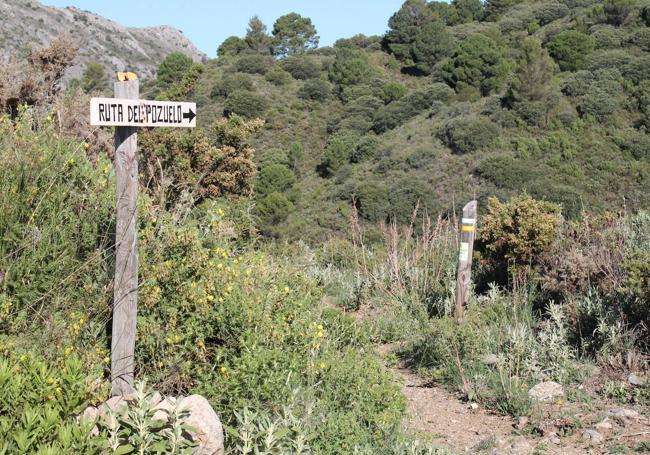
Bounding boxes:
378 344 650 455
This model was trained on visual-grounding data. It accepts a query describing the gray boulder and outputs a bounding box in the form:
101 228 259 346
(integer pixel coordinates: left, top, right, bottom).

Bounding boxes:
528 381 564 402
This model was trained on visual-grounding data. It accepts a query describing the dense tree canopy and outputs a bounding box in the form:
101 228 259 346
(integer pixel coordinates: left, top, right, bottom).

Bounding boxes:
271 13 319 57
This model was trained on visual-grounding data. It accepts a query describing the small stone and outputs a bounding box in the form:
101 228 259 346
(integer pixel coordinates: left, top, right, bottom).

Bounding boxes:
515 416 529 430
549 434 561 445
483 353 500 365
469 402 479 410
582 429 604 444
628 373 646 386
528 381 564 402
510 438 532 453
608 408 641 420
594 418 613 431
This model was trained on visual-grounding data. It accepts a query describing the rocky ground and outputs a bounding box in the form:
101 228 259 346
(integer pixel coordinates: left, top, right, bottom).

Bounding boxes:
380 345 650 454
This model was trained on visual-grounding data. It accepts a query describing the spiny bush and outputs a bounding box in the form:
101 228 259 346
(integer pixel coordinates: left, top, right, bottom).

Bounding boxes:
140 115 261 202
481 194 562 278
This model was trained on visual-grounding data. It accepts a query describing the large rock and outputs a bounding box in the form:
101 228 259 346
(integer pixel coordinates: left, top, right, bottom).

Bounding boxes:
528 381 564 402
582 429 604 444
177 395 224 455
80 393 223 455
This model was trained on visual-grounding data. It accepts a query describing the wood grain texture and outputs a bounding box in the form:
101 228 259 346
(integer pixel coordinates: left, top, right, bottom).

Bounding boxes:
455 201 477 321
111 79 139 396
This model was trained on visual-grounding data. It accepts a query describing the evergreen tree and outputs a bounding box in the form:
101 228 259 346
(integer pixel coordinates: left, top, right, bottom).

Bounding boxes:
271 13 319 57
410 20 455 74
245 15 271 54
383 0 434 64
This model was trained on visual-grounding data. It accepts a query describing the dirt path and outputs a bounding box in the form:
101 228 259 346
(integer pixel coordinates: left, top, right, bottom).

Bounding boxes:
397 366 517 453
374 337 650 455
393 365 607 454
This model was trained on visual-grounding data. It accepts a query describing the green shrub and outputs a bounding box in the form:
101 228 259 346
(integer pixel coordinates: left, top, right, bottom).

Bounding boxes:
477 155 542 189
264 66 292 86
373 87 446 133
617 129 650 160
623 55 650 84
223 90 268 118
320 132 359 176
381 81 407 104
256 163 297 196
217 36 247 58
439 115 500 154
234 54 275 75
577 75 622 121
298 78 331 101
602 0 634 26
586 49 633 72
351 135 380 163
156 52 193 89
547 30 595 71
210 73 254 99
589 25 625 48
355 181 390 222
282 56 321 80
562 70 594 97
329 48 376 88
629 28 650 52
534 2 570 25
256 191 295 225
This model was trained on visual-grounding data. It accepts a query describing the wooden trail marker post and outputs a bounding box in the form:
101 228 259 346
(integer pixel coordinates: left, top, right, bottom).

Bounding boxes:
455 201 477 321
90 75 196 395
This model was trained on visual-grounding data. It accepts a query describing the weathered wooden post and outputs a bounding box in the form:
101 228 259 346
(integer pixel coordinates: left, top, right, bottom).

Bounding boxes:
455 200 477 321
90 72 196 396
111 76 139 395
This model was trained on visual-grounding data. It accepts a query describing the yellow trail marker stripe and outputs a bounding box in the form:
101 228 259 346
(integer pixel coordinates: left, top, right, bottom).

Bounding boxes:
461 225 475 231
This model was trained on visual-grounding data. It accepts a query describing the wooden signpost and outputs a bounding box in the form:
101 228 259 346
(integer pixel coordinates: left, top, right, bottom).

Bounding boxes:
455 201 477 321
90 76 196 395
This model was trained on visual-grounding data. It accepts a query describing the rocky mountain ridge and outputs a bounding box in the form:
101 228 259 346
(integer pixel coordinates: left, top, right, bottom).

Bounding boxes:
0 0 206 80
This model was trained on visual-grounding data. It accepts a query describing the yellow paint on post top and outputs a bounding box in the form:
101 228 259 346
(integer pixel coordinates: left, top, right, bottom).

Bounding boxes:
116 72 138 81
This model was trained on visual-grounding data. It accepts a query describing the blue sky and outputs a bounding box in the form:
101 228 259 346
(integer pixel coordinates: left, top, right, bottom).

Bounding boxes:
41 1 406 57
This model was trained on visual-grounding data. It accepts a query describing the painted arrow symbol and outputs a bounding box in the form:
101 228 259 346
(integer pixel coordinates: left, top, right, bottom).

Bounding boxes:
183 108 196 123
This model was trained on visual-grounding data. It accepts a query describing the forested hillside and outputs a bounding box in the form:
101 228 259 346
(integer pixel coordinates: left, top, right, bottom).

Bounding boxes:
144 0 650 242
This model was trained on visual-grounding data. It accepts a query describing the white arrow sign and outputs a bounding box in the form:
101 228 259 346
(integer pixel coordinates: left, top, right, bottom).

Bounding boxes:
90 97 196 128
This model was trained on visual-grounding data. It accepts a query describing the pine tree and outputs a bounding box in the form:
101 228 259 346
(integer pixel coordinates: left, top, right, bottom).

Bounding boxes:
245 15 271 54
